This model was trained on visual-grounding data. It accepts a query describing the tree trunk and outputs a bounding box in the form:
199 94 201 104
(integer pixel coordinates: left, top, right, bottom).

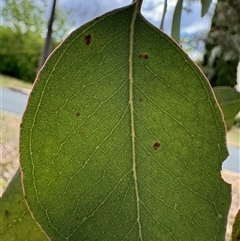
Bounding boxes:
38 0 57 72
202 0 240 87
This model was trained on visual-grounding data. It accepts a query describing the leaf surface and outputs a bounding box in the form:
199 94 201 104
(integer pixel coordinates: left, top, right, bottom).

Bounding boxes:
171 0 183 43
201 0 212 17
0 169 49 240
20 1 230 240
232 210 240 241
213 87 240 130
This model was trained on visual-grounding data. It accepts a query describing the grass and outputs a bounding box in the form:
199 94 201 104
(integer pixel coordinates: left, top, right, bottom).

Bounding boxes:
1 74 32 90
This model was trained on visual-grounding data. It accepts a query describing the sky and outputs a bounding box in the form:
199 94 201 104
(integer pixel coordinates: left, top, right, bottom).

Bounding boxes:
55 0 216 59
57 0 215 34
1 0 216 60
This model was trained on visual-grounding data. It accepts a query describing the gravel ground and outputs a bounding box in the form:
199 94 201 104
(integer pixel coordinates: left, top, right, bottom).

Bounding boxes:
0 111 21 195
222 170 240 240
1 110 239 240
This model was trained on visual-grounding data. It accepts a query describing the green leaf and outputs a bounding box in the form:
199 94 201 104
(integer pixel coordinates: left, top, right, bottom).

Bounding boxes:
0 169 49 241
160 0 167 30
20 1 230 240
201 0 212 17
171 0 183 43
232 210 240 241
213 87 240 130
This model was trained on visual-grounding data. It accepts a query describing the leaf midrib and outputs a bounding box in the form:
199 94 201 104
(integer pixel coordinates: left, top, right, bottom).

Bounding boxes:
129 1 143 240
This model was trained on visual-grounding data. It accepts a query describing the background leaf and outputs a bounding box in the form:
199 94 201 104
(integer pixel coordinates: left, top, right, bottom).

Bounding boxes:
232 210 240 241
160 0 167 30
171 0 183 43
201 0 213 17
213 87 240 130
0 169 49 241
20 2 230 240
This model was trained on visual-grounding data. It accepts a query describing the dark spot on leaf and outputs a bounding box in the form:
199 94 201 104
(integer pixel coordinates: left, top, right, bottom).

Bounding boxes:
5 210 9 217
85 34 91 45
237 235 240 240
76 112 80 117
24 195 27 199
139 53 149 60
153 142 160 150
18 200 21 204
139 98 143 102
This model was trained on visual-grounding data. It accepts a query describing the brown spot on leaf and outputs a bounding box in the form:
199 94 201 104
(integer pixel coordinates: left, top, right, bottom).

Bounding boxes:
5 210 9 217
76 112 80 117
85 34 91 45
139 53 149 60
24 195 27 200
153 142 160 150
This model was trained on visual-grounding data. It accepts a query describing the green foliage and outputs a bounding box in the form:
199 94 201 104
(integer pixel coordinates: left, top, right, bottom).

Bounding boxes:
0 169 49 240
213 87 240 130
171 0 212 43
0 0 71 82
0 27 44 82
17 1 230 240
171 0 183 43
201 0 213 17
232 210 240 241
1 0 47 34
1 0 71 40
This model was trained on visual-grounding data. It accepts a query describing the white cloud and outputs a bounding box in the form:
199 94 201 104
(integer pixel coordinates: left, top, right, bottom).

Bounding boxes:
141 0 177 28
57 0 216 59
57 0 215 35
141 0 215 35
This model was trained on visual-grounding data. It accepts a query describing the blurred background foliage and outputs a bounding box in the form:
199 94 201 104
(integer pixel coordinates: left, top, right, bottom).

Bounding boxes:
0 0 240 91
0 27 44 82
0 0 71 83
202 0 240 88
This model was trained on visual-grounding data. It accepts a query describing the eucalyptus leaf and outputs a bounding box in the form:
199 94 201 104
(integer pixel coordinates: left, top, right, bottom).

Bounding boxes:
20 1 230 240
232 210 240 241
213 87 240 130
201 0 212 17
0 169 49 240
171 0 183 43
160 0 167 30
